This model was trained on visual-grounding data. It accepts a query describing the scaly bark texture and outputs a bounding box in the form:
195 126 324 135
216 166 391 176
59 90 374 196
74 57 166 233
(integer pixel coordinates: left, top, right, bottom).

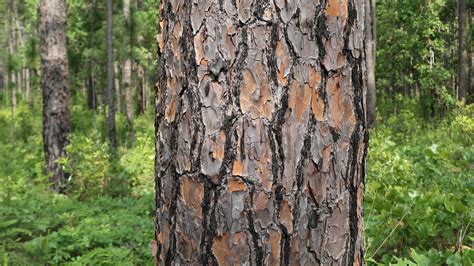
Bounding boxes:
39 0 70 191
155 0 368 264
458 0 468 100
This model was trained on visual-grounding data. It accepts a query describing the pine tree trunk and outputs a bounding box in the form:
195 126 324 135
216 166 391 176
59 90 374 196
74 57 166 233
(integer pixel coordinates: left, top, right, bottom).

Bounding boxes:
470 8 474 102
87 0 96 110
154 0 368 264
8 1 17 116
365 0 376 127
123 0 134 129
107 0 117 148
114 61 121 113
39 0 70 192
136 64 144 115
458 0 469 100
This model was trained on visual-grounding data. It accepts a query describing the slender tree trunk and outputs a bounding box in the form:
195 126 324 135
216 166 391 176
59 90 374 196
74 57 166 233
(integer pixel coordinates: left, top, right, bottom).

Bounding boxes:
13 0 23 100
0 64 4 93
87 0 96 111
26 68 33 109
366 0 376 127
107 0 117 148
39 0 70 192
136 64 144 115
470 8 474 102
8 1 17 116
123 0 134 130
458 0 469 100
154 1 368 264
114 61 121 113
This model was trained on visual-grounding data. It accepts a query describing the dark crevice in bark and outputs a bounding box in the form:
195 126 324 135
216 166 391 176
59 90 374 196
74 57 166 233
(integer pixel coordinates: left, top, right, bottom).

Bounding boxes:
204 187 222 266
247 186 264 265
279 223 291 266
200 175 218 265
182 2 204 174
253 0 271 22
342 1 365 263
230 27 249 108
218 113 237 181
312 2 329 60
267 22 280 89
291 113 315 240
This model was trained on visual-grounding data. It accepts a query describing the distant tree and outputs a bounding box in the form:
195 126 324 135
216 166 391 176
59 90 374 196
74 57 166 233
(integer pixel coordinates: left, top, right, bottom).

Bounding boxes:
39 0 70 191
458 0 469 100
107 0 117 148
366 0 376 127
154 0 368 264
123 0 134 131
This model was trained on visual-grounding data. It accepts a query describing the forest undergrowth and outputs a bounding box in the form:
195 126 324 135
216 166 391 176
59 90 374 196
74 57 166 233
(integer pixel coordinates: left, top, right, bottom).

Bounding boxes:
0 99 472 265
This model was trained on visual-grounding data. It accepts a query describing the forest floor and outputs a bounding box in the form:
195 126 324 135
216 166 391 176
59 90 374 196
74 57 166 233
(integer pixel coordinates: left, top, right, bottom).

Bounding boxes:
0 100 473 265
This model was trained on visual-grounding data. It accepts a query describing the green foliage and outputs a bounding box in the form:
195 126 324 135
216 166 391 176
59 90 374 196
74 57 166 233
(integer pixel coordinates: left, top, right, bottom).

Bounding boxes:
0 103 155 265
376 0 460 116
366 101 474 264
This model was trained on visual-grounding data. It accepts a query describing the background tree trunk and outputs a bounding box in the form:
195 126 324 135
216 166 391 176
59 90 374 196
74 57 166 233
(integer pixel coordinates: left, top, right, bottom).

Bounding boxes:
114 61 121 113
8 0 17 116
366 0 376 127
106 0 116 148
154 0 368 264
458 0 468 100
136 64 144 115
470 7 474 102
87 0 97 111
123 0 134 130
39 0 70 191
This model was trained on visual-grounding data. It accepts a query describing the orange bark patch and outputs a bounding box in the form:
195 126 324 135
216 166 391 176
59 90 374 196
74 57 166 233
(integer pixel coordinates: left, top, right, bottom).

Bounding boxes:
308 68 324 121
266 230 281 265
165 77 178 122
327 75 344 131
173 21 182 39
281 200 293 234
181 176 204 218
232 160 244 176
212 131 226 161
212 232 248 265
325 0 348 19
343 98 356 135
227 179 247 192
311 89 325 121
258 161 272 191
322 145 331 173
276 40 291 86
157 33 164 52
254 191 268 210
240 66 274 119
194 31 207 65
288 86 311 121
308 67 322 88
288 69 312 121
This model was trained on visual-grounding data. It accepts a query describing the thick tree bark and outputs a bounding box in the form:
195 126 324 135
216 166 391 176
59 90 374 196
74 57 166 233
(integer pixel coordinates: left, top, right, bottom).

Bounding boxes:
365 0 376 127
107 0 117 148
459 0 469 100
154 0 368 265
39 0 70 191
